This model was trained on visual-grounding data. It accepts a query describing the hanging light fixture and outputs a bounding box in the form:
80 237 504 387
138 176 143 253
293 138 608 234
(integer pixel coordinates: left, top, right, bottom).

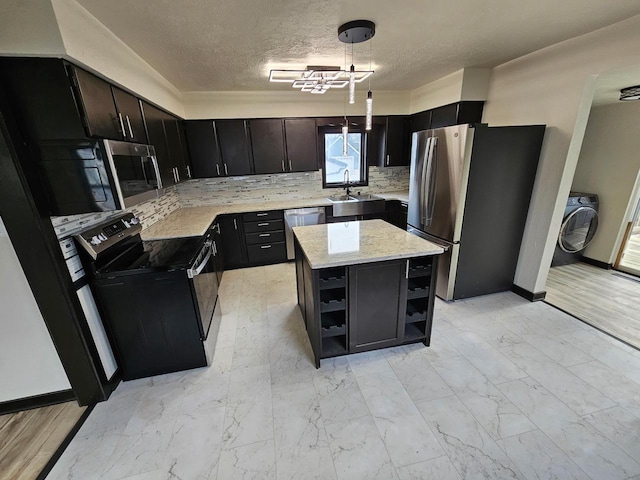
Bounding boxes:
348 64 356 104
338 20 375 127
342 121 349 155
365 39 373 131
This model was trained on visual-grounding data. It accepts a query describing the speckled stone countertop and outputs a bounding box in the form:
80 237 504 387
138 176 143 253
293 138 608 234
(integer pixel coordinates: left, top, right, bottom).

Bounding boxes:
293 219 444 269
141 191 410 240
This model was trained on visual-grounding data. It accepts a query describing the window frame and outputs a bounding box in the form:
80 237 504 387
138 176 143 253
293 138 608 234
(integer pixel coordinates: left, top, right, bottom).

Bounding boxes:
319 126 369 189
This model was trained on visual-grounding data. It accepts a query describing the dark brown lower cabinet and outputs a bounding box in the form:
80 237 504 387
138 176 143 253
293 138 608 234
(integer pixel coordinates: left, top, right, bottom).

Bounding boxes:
348 260 407 353
295 244 439 367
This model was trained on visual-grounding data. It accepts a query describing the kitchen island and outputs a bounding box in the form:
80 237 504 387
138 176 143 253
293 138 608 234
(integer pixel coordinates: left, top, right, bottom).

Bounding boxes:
293 219 444 367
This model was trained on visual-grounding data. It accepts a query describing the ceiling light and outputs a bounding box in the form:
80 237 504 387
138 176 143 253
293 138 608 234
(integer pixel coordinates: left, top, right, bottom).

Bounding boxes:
269 65 372 94
620 85 640 101
349 65 356 104
366 91 373 131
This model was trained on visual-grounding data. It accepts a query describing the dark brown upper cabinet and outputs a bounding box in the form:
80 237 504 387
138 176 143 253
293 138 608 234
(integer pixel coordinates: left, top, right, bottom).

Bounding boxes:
184 121 223 178
284 118 318 172
249 119 287 174
216 120 253 176
111 87 147 144
384 116 410 166
69 66 122 140
141 101 172 186
70 66 148 143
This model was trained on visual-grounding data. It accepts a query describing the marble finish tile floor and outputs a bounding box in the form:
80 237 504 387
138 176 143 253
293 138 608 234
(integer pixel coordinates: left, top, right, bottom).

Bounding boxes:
47 263 640 480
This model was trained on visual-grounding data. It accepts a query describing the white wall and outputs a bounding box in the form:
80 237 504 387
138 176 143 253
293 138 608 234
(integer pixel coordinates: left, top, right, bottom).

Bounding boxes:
183 90 410 119
572 101 640 264
0 217 71 403
482 14 640 294
0 0 65 56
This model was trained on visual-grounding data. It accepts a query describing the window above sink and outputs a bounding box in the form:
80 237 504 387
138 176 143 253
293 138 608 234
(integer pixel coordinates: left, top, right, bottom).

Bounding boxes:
320 127 368 189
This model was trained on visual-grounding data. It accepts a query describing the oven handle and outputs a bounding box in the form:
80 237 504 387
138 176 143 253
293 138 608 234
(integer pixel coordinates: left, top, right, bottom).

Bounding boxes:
187 240 213 278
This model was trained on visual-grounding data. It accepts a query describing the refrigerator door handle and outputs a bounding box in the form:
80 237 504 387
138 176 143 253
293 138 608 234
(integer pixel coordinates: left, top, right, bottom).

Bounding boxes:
421 136 437 226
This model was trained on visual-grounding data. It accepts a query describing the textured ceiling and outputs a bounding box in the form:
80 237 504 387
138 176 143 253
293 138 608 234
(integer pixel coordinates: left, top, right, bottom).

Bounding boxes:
76 0 640 92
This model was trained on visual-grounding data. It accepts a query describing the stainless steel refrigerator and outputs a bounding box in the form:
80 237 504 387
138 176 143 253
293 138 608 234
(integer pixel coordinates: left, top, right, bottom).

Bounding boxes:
407 124 545 301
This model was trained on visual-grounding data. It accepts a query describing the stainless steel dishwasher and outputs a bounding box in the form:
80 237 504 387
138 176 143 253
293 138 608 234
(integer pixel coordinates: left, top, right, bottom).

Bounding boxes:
284 207 326 260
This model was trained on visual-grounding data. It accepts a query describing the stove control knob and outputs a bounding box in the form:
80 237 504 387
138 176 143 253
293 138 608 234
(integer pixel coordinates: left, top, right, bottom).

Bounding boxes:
123 220 130 228
90 236 101 245
130 217 140 225
99 233 108 241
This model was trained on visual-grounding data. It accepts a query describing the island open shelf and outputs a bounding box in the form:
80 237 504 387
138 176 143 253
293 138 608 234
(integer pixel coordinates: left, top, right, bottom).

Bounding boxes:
293 220 443 367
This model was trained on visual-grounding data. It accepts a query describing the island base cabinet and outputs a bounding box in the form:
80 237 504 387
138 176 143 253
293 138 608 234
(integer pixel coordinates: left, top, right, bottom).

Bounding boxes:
348 260 407 353
295 244 439 367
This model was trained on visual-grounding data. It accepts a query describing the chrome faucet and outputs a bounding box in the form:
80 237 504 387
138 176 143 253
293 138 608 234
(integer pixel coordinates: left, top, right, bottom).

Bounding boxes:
343 169 351 196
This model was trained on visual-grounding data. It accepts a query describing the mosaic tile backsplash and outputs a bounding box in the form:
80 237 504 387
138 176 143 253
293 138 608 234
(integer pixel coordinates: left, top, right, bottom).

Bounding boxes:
177 166 410 207
50 167 409 239
51 187 181 239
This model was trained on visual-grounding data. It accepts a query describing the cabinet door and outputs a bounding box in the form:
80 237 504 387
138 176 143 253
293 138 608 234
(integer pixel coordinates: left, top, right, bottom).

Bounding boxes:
348 259 407 352
112 87 147 143
250 119 286 174
185 120 222 178
385 116 409 166
216 120 253 176
177 122 192 180
218 214 247 269
70 66 121 140
284 118 318 172
366 121 386 167
163 112 186 182
141 101 173 187
410 110 431 133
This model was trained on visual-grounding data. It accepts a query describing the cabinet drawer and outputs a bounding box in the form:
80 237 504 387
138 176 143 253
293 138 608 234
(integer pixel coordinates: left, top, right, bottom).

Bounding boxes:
247 242 286 264
242 210 282 222
245 230 285 245
244 219 284 233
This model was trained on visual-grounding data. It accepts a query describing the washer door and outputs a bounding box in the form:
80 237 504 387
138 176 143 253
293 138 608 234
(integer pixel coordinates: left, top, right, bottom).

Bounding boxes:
558 206 599 253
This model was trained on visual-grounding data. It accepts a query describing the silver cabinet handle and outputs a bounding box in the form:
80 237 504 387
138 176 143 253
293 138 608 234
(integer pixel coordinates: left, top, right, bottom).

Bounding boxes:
118 113 126 137
233 218 237 229
175 167 180 182
386 154 390 166
126 115 134 138
405 260 410 278
216 223 221 234
281 160 285 172
216 164 220 176
186 165 192 178
260 245 272 249
288 158 292 171
224 164 228 175
212 240 217 255
257 222 269 226
259 233 270 237
256 213 268 217
172 167 177 183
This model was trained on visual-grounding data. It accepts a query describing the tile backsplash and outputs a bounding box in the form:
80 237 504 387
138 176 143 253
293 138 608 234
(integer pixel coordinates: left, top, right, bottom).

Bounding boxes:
49 167 409 238
178 167 409 207
50 187 180 239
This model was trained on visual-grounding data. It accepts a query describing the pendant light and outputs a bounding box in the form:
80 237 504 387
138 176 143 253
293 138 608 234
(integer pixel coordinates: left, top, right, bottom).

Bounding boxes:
365 40 373 131
338 20 375 127
342 43 349 155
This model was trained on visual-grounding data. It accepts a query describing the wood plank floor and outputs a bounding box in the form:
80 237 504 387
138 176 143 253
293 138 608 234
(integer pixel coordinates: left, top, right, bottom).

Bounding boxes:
546 262 640 350
0 402 86 480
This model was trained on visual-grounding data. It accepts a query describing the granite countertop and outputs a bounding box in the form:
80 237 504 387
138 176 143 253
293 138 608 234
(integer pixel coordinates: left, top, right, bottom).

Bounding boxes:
141 191 410 240
293 219 444 269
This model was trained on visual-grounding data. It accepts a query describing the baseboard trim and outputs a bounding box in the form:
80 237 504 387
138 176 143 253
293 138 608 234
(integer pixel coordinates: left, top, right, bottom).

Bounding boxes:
36 403 95 480
581 257 613 270
511 284 546 302
0 389 76 415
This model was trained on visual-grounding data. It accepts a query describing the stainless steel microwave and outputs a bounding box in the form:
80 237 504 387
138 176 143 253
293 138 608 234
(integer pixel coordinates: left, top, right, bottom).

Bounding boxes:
38 139 162 215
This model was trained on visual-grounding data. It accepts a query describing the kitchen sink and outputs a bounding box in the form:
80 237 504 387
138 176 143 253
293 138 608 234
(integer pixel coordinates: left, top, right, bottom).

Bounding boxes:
328 193 386 217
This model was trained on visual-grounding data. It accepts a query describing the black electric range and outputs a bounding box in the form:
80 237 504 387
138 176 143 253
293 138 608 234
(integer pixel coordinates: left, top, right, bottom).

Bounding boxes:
75 213 221 380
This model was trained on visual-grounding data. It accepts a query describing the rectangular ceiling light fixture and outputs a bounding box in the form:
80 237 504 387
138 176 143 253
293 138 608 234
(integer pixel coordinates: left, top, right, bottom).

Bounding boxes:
269 66 373 94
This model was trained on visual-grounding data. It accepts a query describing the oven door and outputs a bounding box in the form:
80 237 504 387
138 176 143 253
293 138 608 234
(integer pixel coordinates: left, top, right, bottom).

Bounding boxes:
188 237 218 340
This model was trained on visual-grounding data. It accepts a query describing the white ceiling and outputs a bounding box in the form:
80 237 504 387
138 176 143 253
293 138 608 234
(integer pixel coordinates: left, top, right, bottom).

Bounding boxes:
76 0 640 93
